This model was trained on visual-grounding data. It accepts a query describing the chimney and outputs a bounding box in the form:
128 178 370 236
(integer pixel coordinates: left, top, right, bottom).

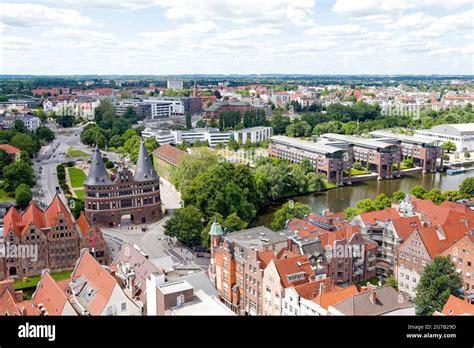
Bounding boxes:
319 282 326 296
369 289 377 304
21 306 27 316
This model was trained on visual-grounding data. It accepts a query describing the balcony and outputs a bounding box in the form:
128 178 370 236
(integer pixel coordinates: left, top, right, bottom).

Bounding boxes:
353 267 364 276
353 259 364 266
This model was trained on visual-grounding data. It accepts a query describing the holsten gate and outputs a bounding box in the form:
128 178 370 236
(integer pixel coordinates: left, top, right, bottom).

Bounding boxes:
84 141 162 227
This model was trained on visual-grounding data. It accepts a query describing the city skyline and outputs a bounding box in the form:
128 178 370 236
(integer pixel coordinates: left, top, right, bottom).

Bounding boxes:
0 0 473 75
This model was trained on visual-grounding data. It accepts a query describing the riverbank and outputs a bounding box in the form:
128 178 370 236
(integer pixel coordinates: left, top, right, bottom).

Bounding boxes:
251 170 472 228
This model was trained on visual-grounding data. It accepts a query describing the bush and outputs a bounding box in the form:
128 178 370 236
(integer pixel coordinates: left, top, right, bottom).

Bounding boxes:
105 161 114 169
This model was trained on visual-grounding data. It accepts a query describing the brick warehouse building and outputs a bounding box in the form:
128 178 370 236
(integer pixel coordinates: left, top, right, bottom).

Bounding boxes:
0 195 107 279
84 141 162 227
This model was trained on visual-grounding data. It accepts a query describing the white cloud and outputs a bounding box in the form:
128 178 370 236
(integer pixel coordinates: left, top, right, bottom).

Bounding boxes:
138 21 219 44
386 12 435 30
0 3 94 28
332 0 472 17
51 0 161 11
304 24 368 37
413 9 474 38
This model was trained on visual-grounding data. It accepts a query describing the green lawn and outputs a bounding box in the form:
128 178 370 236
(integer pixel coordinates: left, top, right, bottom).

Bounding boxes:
74 189 84 200
67 167 86 188
66 148 89 158
14 270 72 290
0 188 14 202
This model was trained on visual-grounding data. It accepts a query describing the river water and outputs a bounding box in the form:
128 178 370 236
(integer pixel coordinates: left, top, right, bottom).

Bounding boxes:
252 171 473 228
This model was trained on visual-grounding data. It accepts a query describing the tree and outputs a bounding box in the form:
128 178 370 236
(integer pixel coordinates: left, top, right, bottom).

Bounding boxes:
181 162 258 222
122 135 141 163
441 190 463 202
286 120 311 137
70 198 84 219
384 276 398 290
459 177 474 197
414 256 462 316
13 119 27 133
171 148 217 190
271 201 311 230
109 135 125 148
35 126 55 143
270 113 291 135
227 139 240 151
426 188 444 205
411 185 427 199
403 157 414 168
464 151 471 159
123 128 138 140
223 212 248 232
185 113 192 129
196 119 207 128
10 133 39 157
164 205 204 246
392 190 406 203
15 184 32 210
0 148 12 178
3 161 36 193
442 141 456 153
344 207 361 221
355 198 377 212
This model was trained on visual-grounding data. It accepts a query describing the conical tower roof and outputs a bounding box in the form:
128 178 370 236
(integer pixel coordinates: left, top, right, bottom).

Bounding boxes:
134 139 159 181
85 144 113 185
209 219 223 236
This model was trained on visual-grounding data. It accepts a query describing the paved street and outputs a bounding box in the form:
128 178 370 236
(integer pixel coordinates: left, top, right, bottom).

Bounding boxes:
33 124 121 207
102 216 209 270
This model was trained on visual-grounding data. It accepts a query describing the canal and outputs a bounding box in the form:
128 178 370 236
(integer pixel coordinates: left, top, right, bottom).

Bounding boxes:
252 171 473 228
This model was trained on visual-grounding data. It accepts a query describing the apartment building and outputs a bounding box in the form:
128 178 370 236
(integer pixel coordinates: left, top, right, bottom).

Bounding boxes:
209 221 293 315
320 133 402 180
269 135 352 186
262 255 315 315
232 126 273 144
441 234 474 301
352 208 421 277
288 213 377 285
204 101 253 119
370 130 444 172
395 222 468 299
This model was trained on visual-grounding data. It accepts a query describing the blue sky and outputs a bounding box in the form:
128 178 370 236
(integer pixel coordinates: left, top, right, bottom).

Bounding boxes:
0 0 473 75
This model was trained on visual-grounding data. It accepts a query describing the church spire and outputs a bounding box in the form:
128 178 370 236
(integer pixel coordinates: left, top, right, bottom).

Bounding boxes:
85 144 113 185
134 139 159 181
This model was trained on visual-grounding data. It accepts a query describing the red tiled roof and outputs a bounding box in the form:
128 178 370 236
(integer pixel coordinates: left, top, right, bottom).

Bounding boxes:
72 251 116 315
441 295 474 315
44 194 74 228
312 285 359 309
391 216 422 241
359 208 400 225
3 196 75 238
418 222 469 259
0 144 21 154
33 272 69 316
273 255 314 288
293 278 334 300
76 212 90 236
258 250 275 270
153 144 187 165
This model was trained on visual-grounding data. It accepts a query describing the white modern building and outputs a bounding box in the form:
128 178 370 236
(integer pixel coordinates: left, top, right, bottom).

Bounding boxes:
167 80 184 90
142 129 175 145
415 123 474 153
144 99 173 119
232 126 273 144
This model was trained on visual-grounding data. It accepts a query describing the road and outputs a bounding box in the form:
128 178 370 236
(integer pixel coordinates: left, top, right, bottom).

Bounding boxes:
102 216 210 271
33 124 121 207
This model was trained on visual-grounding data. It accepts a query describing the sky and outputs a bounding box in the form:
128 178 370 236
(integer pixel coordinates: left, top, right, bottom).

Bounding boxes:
0 0 473 75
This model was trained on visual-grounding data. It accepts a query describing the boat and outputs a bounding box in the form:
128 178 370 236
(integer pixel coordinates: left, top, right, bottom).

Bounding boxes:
446 167 466 175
